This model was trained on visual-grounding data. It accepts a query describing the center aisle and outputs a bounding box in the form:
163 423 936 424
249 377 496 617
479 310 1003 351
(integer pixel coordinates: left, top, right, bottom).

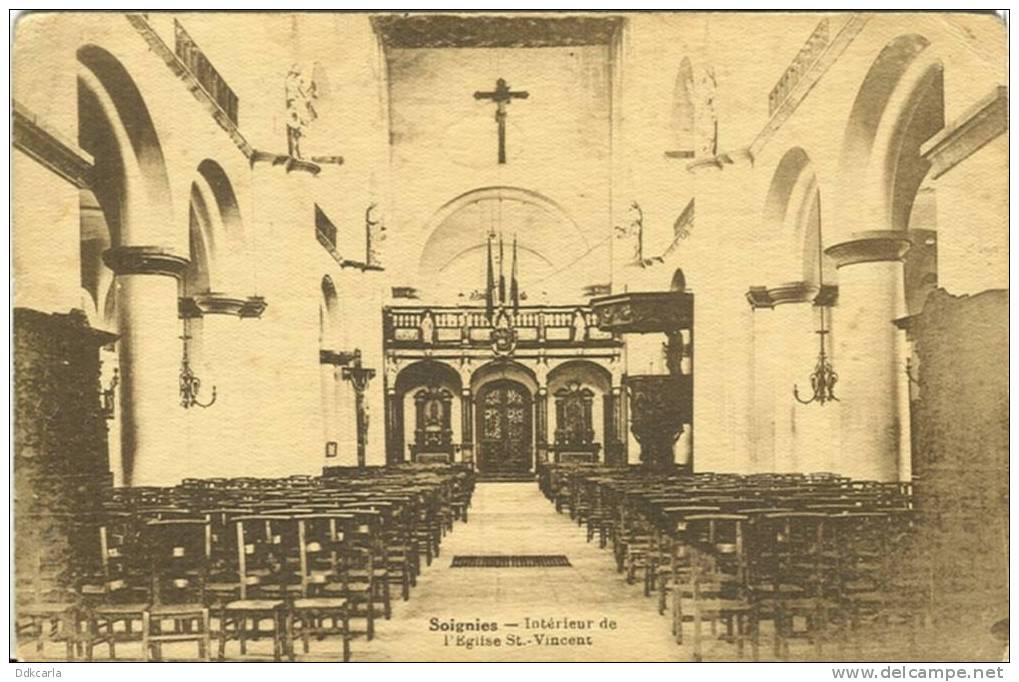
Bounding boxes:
354 481 683 662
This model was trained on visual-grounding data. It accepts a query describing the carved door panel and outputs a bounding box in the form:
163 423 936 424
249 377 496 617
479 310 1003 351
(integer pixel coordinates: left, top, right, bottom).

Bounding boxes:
477 380 532 473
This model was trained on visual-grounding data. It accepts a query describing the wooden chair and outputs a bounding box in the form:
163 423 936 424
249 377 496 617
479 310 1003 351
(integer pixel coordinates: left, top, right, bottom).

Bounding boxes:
142 519 212 661
653 506 720 623
327 509 392 639
752 512 831 660
684 513 756 661
216 515 287 661
79 515 151 660
285 515 351 661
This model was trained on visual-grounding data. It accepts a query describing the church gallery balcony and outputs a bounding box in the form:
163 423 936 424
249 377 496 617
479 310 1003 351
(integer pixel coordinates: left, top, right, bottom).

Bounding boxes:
382 304 621 353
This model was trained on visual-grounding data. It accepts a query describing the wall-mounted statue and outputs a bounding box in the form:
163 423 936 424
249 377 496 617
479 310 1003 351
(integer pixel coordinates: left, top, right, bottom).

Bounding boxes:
616 200 695 268
419 309 435 345
571 309 588 341
366 203 385 268
285 63 319 159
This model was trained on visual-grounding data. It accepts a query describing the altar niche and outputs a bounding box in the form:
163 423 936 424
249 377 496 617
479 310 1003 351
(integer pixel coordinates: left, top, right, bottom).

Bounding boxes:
412 385 454 463
548 361 612 464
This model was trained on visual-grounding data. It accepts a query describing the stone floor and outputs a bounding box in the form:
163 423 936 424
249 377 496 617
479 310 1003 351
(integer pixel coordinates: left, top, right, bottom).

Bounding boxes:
354 481 684 662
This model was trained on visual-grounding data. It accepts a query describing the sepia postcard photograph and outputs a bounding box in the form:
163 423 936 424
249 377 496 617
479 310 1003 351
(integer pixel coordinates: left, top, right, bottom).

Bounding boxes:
8 8 1010 670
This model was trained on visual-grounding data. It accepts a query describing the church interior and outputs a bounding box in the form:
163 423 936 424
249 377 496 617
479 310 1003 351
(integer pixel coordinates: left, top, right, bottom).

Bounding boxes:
11 11 1009 662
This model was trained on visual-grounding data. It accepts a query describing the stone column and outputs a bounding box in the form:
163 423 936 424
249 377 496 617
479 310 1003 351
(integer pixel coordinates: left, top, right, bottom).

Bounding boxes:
746 287 776 472
607 385 623 464
603 390 615 465
826 231 911 482
768 282 820 474
186 293 265 476
535 386 548 464
460 388 474 466
102 246 189 487
384 387 402 465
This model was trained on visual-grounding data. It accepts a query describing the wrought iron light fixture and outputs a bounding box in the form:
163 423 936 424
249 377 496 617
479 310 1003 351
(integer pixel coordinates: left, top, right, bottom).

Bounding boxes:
179 316 216 409
794 198 838 406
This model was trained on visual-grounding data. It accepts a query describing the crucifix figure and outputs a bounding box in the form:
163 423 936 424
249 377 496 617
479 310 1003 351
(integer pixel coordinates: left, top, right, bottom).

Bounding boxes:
474 78 529 164
341 349 376 468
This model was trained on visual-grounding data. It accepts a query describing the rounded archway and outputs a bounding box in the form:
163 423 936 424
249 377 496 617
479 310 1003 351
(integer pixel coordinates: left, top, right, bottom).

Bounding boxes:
839 34 945 236
547 360 613 463
762 147 828 285
470 360 538 473
417 187 590 303
77 45 173 247
393 361 464 465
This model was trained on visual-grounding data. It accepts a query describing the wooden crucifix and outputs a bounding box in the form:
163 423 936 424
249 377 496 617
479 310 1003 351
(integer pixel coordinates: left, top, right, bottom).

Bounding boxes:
474 78 529 164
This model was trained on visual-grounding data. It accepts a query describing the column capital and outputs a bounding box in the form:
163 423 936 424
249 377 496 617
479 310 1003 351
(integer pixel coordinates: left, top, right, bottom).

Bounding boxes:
825 231 911 268
240 296 268 319
461 387 472 397
193 292 246 316
179 293 268 318
767 281 819 306
745 286 774 309
103 245 190 278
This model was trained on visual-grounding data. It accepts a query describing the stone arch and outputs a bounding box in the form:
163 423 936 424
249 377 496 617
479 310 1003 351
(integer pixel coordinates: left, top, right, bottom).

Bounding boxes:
185 187 216 296
197 159 244 244
839 35 945 235
762 147 826 285
418 186 587 302
469 359 538 396
184 160 245 295
77 44 173 247
393 360 464 463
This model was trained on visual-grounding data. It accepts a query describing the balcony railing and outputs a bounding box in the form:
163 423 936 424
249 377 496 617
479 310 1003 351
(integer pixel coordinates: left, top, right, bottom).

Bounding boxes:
768 18 830 116
174 19 239 126
383 304 619 350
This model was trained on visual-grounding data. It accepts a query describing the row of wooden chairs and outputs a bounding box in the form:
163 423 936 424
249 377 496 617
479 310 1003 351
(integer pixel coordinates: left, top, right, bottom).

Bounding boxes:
15 466 475 661
543 465 930 661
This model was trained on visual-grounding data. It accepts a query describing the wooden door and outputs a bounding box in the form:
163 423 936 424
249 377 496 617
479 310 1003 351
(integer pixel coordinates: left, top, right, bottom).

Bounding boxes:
476 380 532 473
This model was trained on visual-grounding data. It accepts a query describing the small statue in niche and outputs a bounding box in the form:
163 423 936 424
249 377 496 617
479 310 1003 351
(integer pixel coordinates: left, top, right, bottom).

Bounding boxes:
285 63 318 159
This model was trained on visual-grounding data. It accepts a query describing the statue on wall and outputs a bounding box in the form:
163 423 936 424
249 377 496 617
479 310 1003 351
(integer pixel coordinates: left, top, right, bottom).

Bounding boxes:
365 203 385 268
285 63 318 159
695 66 719 158
571 309 587 341
419 309 435 345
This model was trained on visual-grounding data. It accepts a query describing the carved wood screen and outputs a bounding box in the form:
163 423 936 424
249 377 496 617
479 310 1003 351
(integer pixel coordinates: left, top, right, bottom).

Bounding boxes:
477 379 532 473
